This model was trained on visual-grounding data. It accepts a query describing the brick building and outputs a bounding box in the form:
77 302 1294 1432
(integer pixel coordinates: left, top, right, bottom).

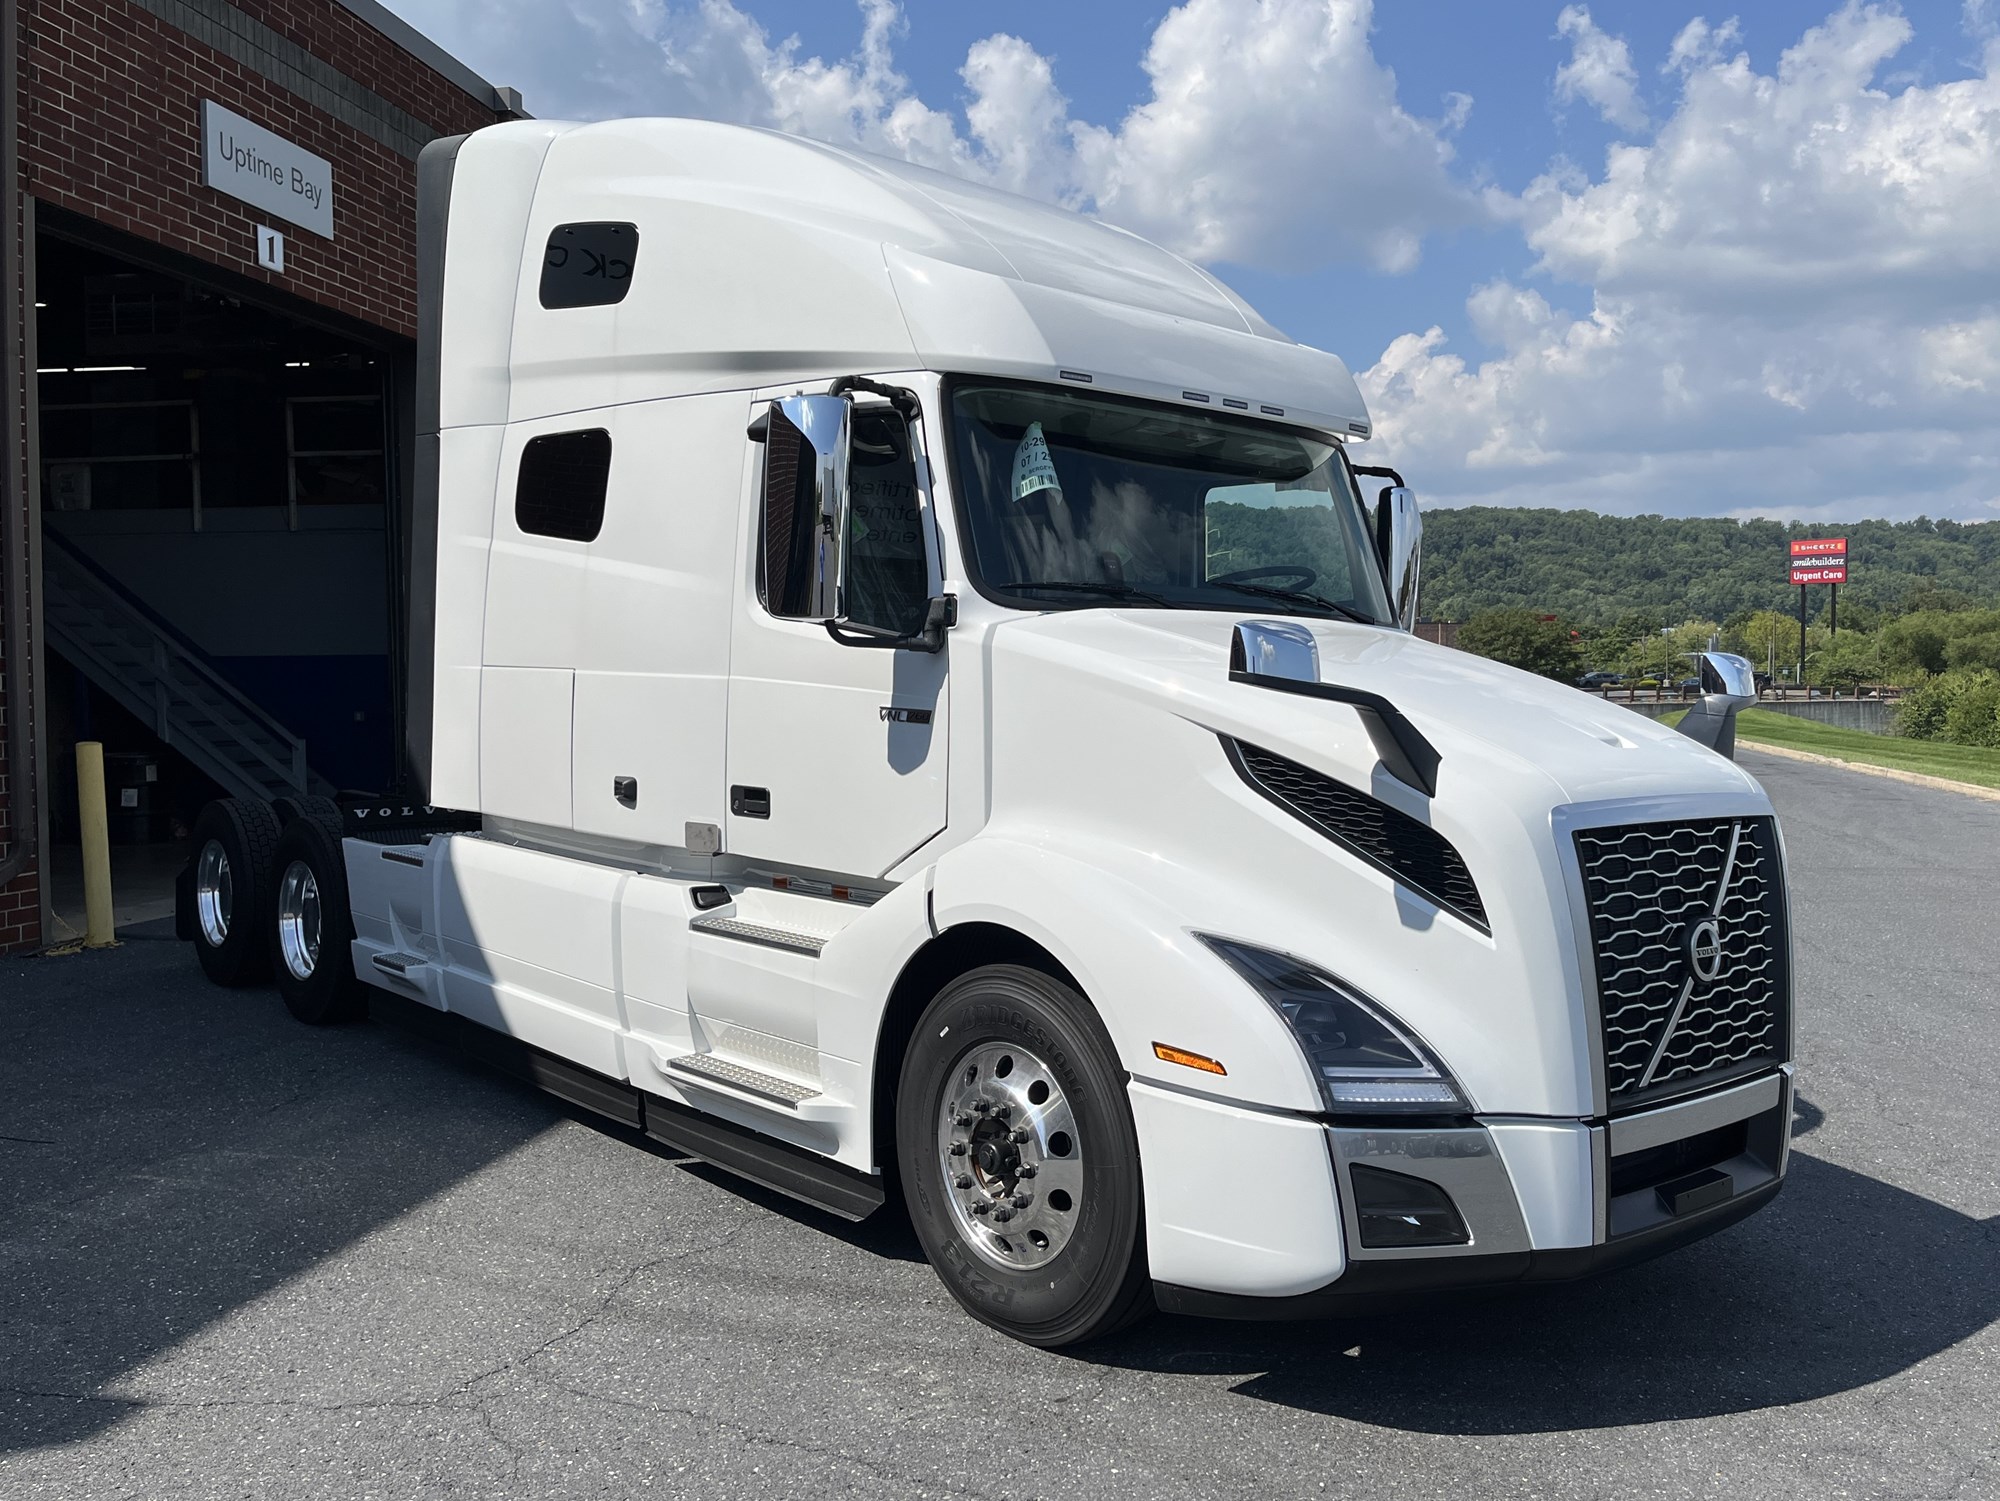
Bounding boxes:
1 0 521 950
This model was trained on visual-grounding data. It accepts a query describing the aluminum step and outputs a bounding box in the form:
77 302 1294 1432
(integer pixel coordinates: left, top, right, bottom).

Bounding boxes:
664 1052 820 1108
370 951 430 977
687 914 827 957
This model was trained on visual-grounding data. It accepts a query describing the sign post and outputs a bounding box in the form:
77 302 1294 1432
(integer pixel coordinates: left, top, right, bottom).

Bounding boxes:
1788 537 1848 682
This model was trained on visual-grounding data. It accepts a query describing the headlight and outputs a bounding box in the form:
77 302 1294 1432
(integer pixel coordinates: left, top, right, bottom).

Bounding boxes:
1198 936 1468 1115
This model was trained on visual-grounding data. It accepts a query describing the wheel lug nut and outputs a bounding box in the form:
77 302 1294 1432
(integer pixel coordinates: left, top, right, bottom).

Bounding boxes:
954 1175 974 1190
1009 1128 1032 1144
971 1100 991 1115
948 1142 968 1156
1015 1164 1037 1178
1012 1192 1033 1208
954 1114 973 1129
992 1105 1011 1121
992 1207 1015 1223
971 1201 991 1215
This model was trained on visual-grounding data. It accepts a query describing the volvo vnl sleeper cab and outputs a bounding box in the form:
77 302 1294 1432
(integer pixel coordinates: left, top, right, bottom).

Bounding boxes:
178 118 1794 1348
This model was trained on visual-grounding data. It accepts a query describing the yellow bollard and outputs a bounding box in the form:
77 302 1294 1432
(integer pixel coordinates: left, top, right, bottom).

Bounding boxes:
75 741 117 949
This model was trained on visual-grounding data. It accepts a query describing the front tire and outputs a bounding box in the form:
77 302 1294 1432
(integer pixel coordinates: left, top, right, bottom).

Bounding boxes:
896 964 1152 1347
188 799 280 987
268 811 366 1025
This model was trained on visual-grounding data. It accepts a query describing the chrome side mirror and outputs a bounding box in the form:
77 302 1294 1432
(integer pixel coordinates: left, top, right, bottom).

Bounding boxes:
1379 485 1422 631
1675 651 1758 759
1230 619 1320 683
755 393 850 621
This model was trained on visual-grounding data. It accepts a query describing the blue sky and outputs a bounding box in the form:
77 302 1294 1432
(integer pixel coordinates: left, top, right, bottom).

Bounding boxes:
384 0 2000 522
706 0 1986 358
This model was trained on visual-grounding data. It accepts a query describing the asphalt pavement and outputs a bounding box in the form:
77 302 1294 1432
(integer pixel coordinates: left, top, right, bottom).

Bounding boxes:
2 751 1996 1499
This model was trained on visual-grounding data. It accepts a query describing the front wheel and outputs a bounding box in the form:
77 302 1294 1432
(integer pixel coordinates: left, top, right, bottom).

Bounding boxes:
896 964 1152 1347
268 813 366 1025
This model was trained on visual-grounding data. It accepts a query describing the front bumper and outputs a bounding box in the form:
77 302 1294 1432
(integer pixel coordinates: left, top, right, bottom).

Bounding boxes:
1138 1067 1792 1317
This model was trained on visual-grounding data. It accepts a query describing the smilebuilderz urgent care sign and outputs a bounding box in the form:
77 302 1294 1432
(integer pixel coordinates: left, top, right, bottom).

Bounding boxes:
200 100 333 238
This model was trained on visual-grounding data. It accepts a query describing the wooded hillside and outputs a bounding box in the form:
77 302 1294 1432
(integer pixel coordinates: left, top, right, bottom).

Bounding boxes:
1420 509 2000 625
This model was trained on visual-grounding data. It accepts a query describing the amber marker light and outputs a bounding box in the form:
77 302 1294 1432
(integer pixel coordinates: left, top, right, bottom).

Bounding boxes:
1152 1042 1226 1075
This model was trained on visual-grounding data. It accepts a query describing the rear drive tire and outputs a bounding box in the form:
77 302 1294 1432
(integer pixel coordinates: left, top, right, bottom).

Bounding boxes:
897 964 1153 1348
268 811 366 1025
188 798 280 987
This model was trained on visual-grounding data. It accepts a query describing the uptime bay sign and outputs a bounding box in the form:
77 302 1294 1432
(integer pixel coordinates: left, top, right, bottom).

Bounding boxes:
200 101 333 238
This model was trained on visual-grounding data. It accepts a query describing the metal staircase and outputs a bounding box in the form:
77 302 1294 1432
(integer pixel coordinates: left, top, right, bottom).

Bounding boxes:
41 532 330 805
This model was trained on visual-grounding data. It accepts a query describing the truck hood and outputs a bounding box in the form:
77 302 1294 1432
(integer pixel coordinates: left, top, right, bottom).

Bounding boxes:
989 608 1763 810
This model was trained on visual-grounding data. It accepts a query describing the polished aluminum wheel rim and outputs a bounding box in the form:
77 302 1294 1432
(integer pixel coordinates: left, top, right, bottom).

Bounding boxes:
936 1040 1083 1272
195 839 232 948
276 859 322 981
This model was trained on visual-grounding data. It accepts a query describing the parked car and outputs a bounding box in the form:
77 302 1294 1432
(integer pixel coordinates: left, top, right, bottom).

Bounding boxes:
1753 672 1773 692
1576 671 1622 690
1677 677 1703 694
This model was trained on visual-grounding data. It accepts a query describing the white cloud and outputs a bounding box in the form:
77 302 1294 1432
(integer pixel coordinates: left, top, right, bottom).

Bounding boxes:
1362 4 2000 521
1554 5 1649 132
388 0 2000 521
390 0 1481 275
1663 16 1743 75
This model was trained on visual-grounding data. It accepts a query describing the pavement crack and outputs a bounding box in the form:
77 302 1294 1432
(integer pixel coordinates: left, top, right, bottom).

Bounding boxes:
445 1219 758 1402
526 1374 1002 1500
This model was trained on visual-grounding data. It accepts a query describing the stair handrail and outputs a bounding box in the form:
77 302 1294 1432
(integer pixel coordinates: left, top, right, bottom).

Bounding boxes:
42 529 315 796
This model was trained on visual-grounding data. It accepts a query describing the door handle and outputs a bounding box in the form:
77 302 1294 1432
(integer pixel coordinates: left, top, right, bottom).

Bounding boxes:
731 785 771 819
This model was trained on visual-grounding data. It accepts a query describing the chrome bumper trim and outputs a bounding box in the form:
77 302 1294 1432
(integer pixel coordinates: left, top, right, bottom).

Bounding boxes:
1608 1071 1784 1158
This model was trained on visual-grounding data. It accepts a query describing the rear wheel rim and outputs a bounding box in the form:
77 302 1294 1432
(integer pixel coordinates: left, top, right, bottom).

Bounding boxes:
276 859 322 981
935 1040 1083 1272
195 839 232 948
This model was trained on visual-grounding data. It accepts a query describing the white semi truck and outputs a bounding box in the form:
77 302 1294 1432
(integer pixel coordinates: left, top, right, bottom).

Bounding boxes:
178 118 1792 1348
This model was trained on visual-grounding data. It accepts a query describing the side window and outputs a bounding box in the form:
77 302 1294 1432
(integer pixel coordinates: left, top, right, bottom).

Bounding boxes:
844 409 929 635
516 429 610 542
539 223 638 309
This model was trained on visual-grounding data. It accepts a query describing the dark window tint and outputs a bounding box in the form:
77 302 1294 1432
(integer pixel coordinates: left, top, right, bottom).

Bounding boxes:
758 407 818 618
845 409 929 635
539 223 638 309
516 429 610 542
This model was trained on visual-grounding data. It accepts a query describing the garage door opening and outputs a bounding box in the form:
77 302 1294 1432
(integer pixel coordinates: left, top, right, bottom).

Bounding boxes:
33 216 410 936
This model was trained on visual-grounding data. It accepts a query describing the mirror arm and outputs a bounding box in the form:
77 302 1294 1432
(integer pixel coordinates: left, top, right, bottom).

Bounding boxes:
829 374 920 421
826 593 957 654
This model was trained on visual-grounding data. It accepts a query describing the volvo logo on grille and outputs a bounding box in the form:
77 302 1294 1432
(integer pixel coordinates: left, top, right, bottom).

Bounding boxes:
1686 918 1725 983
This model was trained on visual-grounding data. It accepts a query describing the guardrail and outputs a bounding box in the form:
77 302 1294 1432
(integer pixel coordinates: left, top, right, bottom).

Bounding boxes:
1585 684 1902 704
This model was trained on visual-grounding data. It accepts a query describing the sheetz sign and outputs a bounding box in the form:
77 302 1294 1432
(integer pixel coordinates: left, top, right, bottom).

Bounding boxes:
1789 536 1847 586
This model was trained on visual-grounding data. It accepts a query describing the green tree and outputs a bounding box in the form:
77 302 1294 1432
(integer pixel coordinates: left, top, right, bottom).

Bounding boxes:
1733 610 1798 677
1895 669 2000 744
1944 678 2000 747
1457 609 1584 682
1880 612 1952 676
1807 632 1881 689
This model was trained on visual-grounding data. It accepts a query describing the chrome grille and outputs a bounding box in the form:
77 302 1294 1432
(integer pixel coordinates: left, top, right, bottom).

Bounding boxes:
1574 817 1788 1108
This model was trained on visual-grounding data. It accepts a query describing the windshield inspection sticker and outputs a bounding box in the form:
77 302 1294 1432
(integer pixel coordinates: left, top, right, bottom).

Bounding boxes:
1011 422 1064 505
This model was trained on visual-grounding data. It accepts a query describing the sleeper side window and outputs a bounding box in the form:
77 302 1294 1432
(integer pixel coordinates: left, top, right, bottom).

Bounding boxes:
539 223 638 309
516 429 610 542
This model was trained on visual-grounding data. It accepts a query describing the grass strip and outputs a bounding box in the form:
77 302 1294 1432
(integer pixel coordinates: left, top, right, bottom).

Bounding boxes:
1663 707 2000 790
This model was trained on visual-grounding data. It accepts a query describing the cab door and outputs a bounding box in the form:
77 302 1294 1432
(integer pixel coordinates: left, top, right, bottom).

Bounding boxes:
723 396 948 879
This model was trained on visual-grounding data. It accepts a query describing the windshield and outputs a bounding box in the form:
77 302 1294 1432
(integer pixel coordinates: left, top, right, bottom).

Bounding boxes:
947 380 1391 623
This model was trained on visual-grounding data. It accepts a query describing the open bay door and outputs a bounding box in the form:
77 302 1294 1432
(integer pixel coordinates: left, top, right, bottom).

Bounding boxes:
723 387 950 880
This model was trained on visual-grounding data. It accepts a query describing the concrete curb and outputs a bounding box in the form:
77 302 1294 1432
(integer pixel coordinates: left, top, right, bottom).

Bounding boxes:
1738 740 2000 804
